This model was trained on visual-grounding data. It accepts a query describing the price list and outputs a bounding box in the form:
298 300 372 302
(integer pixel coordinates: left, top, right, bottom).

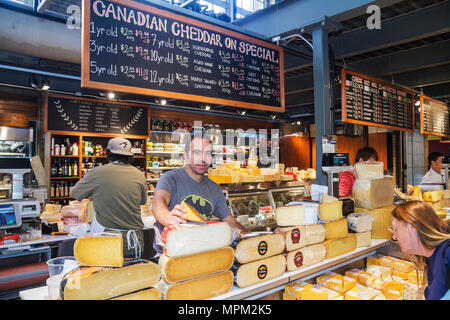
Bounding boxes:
421 96 450 137
82 0 284 112
341 69 414 132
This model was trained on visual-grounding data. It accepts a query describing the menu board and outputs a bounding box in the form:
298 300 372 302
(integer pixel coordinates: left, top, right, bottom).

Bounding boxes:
341 69 414 132
45 94 148 136
421 95 450 138
81 0 284 112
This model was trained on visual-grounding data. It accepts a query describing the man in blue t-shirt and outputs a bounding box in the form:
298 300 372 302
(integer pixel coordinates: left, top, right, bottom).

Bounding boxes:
152 135 247 255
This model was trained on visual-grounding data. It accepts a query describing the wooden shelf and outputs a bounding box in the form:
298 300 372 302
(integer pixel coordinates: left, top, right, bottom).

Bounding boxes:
50 177 80 180
51 155 80 158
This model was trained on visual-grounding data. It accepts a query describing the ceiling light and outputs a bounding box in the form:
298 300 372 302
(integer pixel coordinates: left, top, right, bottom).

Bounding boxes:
205 105 210 111
241 110 246 115
107 92 115 99
296 121 301 125
29 76 39 89
160 99 167 105
415 100 420 106
41 78 50 91
272 114 277 119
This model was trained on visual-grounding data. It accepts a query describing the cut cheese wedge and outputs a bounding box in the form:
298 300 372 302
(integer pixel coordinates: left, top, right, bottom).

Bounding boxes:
159 247 234 283
275 205 305 226
324 218 348 240
165 222 232 257
355 231 371 247
285 282 314 299
276 224 325 252
285 243 326 271
355 206 394 239
352 177 394 209
321 193 339 203
74 233 123 267
234 233 285 264
347 212 372 233
62 260 161 300
112 288 161 300
161 270 233 300
423 190 442 203
234 254 286 288
344 283 386 300
354 162 384 180
325 234 356 259
180 201 206 223
299 287 328 300
318 201 343 222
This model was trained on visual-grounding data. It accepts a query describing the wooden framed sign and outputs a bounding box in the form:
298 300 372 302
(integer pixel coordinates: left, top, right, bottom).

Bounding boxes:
341 69 414 132
45 94 149 137
420 95 450 138
81 0 285 112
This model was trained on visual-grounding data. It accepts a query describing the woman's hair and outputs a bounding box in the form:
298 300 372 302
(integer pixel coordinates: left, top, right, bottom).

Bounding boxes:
392 200 450 286
106 149 133 164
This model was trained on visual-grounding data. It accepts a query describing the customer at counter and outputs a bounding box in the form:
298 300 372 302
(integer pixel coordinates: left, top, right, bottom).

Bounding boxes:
420 152 445 190
338 147 379 198
152 135 247 256
70 137 147 258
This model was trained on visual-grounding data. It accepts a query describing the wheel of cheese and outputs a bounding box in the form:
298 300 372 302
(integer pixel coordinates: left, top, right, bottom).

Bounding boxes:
276 224 325 252
159 247 234 283
233 233 285 264
165 222 232 257
285 243 326 272
112 288 161 300
74 233 124 267
325 234 356 259
161 270 234 300
61 260 161 300
234 254 286 288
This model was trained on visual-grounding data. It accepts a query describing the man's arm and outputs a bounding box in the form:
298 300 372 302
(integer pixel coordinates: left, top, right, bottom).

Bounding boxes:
222 214 247 234
152 189 187 226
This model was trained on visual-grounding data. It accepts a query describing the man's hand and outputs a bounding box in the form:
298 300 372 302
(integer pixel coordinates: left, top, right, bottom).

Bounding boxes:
165 204 187 225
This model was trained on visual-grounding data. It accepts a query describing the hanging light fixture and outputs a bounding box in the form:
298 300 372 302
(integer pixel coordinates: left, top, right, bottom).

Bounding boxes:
41 78 50 90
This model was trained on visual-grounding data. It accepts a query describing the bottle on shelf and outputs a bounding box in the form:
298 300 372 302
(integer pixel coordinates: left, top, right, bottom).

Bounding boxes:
72 142 78 156
73 161 77 177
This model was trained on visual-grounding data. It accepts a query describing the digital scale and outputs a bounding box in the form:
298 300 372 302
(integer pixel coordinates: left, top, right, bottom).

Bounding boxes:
321 153 351 198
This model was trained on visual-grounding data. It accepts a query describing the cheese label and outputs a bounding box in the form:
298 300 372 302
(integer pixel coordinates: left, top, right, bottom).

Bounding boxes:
257 264 268 280
294 251 304 268
291 228 301 244
258 241 268 256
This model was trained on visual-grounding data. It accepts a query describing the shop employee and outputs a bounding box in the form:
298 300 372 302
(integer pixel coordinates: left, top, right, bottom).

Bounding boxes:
152 135 247 256
420 152 445 185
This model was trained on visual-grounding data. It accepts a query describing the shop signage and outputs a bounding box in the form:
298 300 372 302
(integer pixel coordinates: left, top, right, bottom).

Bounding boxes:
420 95 450 138
81 0 285 112
341 69 414 132
45 94 149 136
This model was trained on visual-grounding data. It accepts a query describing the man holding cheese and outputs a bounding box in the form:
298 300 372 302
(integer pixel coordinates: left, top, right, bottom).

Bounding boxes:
152 134 247 256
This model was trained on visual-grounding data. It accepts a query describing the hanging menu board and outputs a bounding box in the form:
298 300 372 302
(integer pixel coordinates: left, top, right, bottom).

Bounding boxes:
421 95 450 138
81 0 284 112
45 94 149 136
341 69 414 132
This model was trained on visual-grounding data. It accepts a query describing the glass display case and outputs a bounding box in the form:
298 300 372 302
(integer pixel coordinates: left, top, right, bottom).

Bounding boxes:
269 186 310 209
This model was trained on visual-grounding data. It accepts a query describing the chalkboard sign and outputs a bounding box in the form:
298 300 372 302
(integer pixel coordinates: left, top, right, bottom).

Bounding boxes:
81 0 284 112
341 69 414 132
421 95 450 138
45 94 149 136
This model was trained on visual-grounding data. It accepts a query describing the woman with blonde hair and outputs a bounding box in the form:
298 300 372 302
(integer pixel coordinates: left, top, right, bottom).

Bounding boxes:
390 200 450 300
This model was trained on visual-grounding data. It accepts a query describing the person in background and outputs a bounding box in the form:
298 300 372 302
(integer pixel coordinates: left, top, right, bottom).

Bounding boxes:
338 147 379 198
420 152 445 185
70 137 147 259
152 135 247 256
390 201 449 300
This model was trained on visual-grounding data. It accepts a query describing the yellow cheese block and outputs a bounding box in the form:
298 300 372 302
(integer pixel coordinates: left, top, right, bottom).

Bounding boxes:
344 283 386 300
112 288 161 300
320 287 344 300
358 272 371 286
209 175 232 184
62 260 161 300
352 177 394 209
277 224 326 252
392 260 415 273
317 271 340 282
45 204 62 213
423 190 442 202
235 254 286 288
403 283 420 300
180 201 206 223
275 205 305 226
366 277 388 291
366 253 387 267
323 275 357 295
356 205 394 239
285 243 326 271
40 212 62 223
366 265 392 280
321 193 339 203
383 289 403 300
378 256 396 269
385 277 408 294
162 270 233 300
407 270 424 284
318 201 343 222
317 276 332 288
325 234 356 259
355 231 371 247
345 269 363 281
392 269 409 280
234 233 285 264
283 292 297 300
74 234 124 267
285 282 314 299
354 162 384 179
324 218 349 240
158 247 234 283
442 189 450 199
299 287 329 300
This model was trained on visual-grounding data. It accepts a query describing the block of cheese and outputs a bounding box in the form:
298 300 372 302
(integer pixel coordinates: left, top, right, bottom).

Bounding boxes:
321 193 339 203
357 272 371 286
318 201 343 222
45 204 62 213
356 205 394 239
407 270 424 284
209 175 232 184
354 162 384 179
347 212 372 233
392 269 409 280
275 205 305 226
317 271 340 282
355 231 371 247
386 277 408 294
344 283 386 300
112 288 161 300
366 277 388 291
165 222 232 257
158 247 234 283
62 260 161 300
366 265 392 280
161 270 233 300
423 190 442 203
325 234 356 259
297 201 320 224
74 233 123 267
366 253 386 267
40 212 62 223
327 276 357 294
234 233 285 264
325 218 348 240
318 286 344 300
378 256 396 269
345 268 363 281
299 287 329 300
276 224 325 252
286 243 326 271
383 289 403 300
234 254 286 288
180 201 206 223
442 189 450 199
285 282 314 299
393 260 415 273
352 177 394 209
403 283 420 300
317 276 332 288
283 292 296 300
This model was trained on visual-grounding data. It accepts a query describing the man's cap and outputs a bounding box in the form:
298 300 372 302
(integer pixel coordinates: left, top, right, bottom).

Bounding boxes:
107 137 133 156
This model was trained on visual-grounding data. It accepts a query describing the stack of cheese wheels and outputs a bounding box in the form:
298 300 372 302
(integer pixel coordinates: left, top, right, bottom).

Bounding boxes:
158 221 234 300
232 232 286 288
319 194 356 259
63 233 161 300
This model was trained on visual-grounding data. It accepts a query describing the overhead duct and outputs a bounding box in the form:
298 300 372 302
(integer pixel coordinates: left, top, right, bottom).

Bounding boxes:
0 8 81 64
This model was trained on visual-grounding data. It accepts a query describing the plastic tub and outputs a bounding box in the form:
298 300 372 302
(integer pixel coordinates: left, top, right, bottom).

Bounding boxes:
46 256 79 277
46 275 62 300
